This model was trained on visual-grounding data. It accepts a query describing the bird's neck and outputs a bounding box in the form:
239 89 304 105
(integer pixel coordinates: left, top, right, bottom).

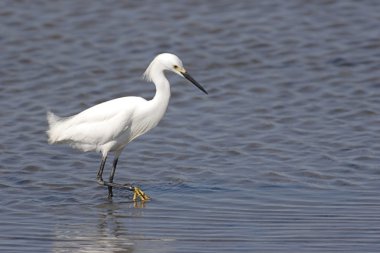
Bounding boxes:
149 71 171 118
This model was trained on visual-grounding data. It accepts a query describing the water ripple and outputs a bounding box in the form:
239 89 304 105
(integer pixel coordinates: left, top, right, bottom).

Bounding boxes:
1 0 380 252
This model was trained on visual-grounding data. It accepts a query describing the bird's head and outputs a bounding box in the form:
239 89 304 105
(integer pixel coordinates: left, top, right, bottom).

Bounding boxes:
144 53 208 95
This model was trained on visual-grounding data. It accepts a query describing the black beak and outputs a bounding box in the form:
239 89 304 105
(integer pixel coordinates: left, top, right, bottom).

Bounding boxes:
182 72 208 95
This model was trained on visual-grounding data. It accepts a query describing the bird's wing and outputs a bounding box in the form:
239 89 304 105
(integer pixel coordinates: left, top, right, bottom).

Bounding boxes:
53 97 147 145
73 97 146 123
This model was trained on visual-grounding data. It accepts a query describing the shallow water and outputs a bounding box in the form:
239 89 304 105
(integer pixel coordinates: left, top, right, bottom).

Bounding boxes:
1 0 380 252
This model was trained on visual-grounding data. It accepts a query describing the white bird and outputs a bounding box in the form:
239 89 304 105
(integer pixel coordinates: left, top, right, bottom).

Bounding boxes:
47 53 208 201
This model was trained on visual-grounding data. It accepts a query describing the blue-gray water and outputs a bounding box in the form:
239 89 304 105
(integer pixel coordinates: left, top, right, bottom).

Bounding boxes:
1 1 380 252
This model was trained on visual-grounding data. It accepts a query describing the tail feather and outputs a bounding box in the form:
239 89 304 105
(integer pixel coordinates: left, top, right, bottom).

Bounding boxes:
47 111 62 144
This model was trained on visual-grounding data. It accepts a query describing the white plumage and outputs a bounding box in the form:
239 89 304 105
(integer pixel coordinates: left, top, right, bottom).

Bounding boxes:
48 96 156 153
47 53 207 200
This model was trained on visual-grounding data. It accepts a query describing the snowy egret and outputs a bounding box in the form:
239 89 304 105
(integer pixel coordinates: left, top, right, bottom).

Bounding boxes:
47 53 208 201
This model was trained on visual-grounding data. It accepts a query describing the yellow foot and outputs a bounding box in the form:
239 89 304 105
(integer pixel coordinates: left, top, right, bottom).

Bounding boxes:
132 186 150 201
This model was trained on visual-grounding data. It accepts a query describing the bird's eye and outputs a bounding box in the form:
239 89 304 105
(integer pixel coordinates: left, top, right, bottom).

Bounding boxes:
173 65 178 69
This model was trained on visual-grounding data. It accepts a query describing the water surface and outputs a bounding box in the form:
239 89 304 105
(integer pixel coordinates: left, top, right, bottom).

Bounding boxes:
1 1 380 252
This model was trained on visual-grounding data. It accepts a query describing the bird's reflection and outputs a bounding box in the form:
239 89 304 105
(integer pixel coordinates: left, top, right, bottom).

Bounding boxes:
52 196 147 253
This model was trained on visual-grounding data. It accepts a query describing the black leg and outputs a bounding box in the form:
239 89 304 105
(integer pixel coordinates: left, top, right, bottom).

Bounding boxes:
96 155 107 185
95 154 144 200
108 157 118 198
